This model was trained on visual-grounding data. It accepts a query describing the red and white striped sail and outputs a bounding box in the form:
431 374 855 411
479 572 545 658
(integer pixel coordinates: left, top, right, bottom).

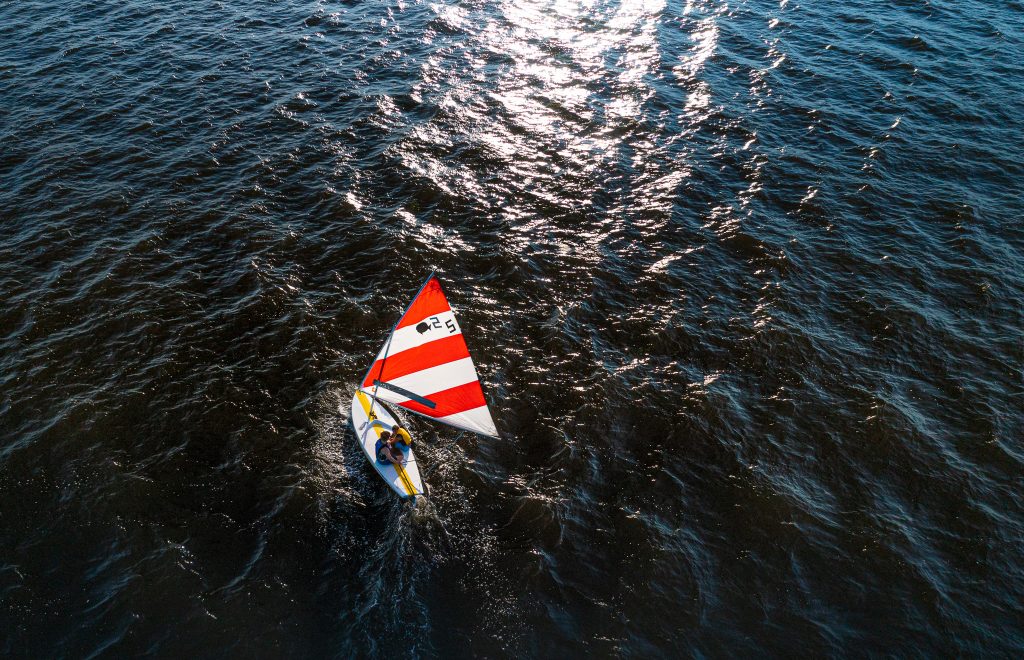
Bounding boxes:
360 275 498 438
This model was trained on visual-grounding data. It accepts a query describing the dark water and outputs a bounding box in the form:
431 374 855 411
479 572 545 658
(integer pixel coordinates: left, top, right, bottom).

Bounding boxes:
2 0 1022 655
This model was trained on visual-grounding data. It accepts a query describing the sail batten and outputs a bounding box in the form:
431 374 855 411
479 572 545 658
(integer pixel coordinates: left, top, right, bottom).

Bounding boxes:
361 274 498 438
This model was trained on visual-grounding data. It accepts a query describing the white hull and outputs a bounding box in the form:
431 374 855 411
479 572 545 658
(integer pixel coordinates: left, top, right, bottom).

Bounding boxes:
347 389 424 499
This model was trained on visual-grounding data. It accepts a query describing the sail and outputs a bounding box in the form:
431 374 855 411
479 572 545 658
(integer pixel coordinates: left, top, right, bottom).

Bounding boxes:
361 274 498 438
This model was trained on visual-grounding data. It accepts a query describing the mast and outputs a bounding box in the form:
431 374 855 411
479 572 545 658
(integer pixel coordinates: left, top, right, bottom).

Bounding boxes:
360 272 437 419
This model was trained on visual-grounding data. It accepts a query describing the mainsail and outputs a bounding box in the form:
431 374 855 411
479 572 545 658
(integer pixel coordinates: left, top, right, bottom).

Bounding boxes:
360 274 498 438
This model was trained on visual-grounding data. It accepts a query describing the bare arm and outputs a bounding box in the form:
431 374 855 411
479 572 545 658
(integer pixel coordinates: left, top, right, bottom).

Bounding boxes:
384 445 403 465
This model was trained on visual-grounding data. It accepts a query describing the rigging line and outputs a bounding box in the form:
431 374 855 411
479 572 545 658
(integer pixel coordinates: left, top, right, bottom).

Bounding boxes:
394 459 417 497
369 402 500 439
367 330 393 418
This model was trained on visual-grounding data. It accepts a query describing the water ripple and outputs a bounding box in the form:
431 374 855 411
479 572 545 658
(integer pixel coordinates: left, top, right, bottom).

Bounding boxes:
1 0 1023 656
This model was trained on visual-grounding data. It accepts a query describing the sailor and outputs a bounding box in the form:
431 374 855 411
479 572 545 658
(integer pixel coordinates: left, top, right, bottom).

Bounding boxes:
375 431 403 465
391 424 412 448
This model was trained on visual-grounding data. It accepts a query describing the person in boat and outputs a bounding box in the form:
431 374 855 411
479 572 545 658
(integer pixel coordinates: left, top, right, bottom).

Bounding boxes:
391 423 412 447
375 431 404 465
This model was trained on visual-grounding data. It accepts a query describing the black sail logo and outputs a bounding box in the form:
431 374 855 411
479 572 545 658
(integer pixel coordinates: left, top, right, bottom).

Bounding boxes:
416 322 430 334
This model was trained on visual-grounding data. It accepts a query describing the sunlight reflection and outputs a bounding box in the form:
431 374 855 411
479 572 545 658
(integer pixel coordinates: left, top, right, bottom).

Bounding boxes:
398 0 724 276
481 0 668 159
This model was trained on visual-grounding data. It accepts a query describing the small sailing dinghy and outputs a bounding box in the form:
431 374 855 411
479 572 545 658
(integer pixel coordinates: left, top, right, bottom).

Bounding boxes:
347 273 499 500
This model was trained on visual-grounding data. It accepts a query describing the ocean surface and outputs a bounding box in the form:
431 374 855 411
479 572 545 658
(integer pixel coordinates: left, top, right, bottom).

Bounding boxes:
2 0 1022 656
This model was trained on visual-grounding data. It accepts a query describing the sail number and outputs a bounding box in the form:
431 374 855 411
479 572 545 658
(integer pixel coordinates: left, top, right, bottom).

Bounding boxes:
416 316 458 335
430 315 457 334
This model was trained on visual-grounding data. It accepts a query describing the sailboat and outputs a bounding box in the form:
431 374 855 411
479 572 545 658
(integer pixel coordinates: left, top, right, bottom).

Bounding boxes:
347 273 499 500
